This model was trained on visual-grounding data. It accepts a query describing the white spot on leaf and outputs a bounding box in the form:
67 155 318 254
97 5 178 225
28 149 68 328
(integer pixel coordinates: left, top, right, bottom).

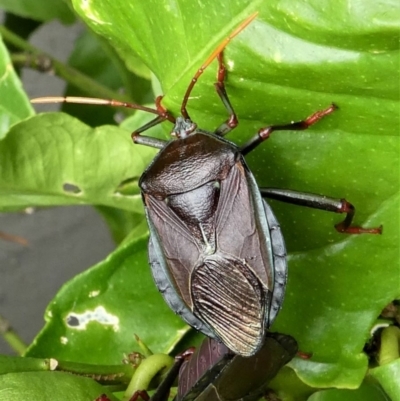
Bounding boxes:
66 306 119 331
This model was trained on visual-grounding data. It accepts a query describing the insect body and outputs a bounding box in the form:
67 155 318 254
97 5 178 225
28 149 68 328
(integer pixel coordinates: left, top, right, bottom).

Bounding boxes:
141 129 287 357
32 12 382 358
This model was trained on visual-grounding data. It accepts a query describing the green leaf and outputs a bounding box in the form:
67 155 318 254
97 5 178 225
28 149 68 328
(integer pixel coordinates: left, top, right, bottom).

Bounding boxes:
0 112 156 211
277 194 399 388
26 220 187 363
370 359 400 401
0 35 33 138
95 205 144 245
62 29 152 127
0 0 75 23
69 0 262 84
0 371 118 400
307 376 391 401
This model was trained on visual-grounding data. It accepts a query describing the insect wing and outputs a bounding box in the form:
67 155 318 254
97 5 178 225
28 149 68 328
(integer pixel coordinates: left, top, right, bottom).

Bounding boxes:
191 161 274 356
146 196 216 337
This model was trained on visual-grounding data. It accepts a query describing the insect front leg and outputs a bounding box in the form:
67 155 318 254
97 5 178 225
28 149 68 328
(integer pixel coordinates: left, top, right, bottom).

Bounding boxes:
240 104 337 155
260 188 382 234
132 97 174 149
213 52 239 136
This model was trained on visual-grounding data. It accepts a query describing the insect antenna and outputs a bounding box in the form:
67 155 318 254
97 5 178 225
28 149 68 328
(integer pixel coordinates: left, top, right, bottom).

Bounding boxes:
31 95 175 122
180 11 258 120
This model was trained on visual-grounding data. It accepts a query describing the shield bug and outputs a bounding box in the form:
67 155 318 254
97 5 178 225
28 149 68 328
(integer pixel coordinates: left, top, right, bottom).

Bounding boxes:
32 12 382 357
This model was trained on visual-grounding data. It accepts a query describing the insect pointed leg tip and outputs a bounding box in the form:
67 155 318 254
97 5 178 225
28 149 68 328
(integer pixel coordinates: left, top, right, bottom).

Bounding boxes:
359 224 383 235
334 223 383 235
322 103 338 115
297 350 312 359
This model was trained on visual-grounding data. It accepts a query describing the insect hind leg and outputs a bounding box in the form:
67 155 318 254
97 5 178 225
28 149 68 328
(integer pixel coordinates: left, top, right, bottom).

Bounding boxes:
260 188 382 234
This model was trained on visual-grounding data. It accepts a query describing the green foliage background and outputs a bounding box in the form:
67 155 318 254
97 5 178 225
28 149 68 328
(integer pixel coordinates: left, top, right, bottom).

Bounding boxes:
0 0 398 400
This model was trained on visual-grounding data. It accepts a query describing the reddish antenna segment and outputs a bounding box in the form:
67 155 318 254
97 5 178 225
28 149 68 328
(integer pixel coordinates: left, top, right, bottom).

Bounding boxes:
30 96 172 117
180 11 258 119
30 12 258 124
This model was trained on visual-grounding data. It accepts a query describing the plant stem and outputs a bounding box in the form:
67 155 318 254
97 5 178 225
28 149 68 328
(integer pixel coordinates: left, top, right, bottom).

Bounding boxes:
0 352 137 384
0 25 131 102
0 314 27 355
123 353 174 401
56 359 136 383
379 326 400 366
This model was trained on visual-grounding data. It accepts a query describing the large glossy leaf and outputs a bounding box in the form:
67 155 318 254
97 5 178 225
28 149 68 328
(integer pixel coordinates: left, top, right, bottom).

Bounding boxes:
69 0 262 87
307 376 391 401
62 29 152 127
0 36 33 139
0 0 75 23
0 112 156 211
1 0 398 397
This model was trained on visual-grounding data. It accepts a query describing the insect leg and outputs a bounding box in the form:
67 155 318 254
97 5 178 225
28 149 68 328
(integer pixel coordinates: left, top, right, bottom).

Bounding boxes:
131 96 173 149
214 52 238 136
131 116 169 149
240 104 337 155
260 188 382 234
